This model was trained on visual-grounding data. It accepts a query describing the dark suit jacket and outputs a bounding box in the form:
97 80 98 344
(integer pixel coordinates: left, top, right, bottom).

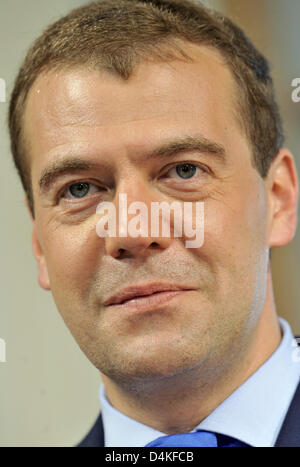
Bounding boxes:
77 340 300 447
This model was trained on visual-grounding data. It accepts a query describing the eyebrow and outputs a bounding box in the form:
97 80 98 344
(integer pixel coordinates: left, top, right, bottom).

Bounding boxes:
146 135 226 161
38 135 226 196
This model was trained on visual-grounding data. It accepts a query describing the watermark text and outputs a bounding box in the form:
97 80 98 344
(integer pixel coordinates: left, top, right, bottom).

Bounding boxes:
96 194 204 248
291 78 300 103
0 78 6 103
292 337 300 363
0 338 6 363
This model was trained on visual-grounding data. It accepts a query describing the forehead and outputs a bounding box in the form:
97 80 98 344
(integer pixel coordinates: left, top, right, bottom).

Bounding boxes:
24 43 244 174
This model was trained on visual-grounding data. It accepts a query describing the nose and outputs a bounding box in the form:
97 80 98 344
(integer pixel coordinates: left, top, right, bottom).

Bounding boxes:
102 180 174 259
106 233 171 259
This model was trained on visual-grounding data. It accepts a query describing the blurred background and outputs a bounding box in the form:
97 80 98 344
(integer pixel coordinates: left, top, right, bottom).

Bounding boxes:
0 0 299 447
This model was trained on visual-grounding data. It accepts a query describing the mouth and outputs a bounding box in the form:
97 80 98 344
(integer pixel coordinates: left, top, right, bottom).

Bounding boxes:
104 282 195 309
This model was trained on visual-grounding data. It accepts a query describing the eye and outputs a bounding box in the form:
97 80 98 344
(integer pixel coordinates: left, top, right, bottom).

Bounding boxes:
165 163 206 180
175 164 197 179
60 182 102 200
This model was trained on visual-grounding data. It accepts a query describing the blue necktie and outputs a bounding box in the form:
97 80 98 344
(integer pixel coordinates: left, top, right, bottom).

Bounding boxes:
145 430 250 447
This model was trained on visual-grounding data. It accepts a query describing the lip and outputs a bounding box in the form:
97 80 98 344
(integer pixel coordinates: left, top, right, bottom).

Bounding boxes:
103 282 195 307
105 290 192 313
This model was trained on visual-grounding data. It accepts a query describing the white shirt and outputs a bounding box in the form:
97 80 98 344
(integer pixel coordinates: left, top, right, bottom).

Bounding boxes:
99 317 300 447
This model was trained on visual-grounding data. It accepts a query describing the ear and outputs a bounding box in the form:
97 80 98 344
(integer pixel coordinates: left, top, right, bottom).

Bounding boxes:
267 148 299 248
25 196 51 291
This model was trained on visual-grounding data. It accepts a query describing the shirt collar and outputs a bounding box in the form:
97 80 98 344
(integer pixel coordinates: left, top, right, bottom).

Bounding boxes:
99 317 300 447
197 317 300 447
99 384 166 447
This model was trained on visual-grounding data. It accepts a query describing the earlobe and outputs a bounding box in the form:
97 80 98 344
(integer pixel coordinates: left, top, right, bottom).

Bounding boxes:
25 196 51 291
267 148 299 248
37 262 51 291
32 226 51 291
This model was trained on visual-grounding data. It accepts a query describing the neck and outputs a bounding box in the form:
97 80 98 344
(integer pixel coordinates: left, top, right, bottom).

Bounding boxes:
100 273 281 434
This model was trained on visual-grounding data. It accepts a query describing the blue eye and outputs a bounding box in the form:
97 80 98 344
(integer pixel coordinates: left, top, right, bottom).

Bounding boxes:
60 181 102 200
175 164 197 179
68 182 91 198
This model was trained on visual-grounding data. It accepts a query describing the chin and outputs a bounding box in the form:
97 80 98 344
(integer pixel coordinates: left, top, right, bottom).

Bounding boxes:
97 347 207 387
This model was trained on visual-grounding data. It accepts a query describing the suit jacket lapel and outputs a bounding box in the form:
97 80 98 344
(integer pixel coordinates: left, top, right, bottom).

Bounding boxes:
77 413 104 447
275 338 300 447
274 379 300 446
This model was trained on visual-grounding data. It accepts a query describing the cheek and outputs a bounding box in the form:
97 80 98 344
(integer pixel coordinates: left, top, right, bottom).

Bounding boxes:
205 179 267 254
194 182 268 294
42 221 102 300
41 222 106 342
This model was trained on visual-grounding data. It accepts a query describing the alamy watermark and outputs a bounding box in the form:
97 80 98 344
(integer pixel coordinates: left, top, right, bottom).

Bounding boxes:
0 338 6 363
292 337 300 363
0 77 6 103
291 78 300 103
96 194 204 248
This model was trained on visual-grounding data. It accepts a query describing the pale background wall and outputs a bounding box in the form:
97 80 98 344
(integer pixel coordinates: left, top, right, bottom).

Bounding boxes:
0 0 299 447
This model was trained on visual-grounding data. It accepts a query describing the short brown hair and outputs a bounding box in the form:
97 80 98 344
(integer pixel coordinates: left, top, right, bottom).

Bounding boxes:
8 0 284 218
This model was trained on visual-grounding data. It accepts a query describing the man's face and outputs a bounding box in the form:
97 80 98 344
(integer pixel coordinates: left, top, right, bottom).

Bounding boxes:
24 44 272 382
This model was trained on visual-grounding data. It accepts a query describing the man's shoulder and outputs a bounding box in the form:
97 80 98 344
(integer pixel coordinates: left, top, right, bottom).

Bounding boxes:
275 335 300 446
275 377 300 446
